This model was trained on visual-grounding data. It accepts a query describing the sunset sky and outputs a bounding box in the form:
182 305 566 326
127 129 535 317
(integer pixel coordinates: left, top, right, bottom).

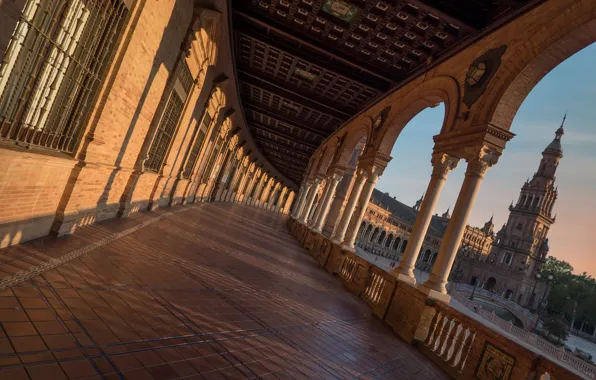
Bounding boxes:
376 43 596 276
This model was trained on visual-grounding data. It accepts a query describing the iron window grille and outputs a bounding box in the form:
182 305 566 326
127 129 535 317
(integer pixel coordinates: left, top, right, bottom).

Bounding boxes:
145 60 193 172
182 111 210 179
0 0 129 153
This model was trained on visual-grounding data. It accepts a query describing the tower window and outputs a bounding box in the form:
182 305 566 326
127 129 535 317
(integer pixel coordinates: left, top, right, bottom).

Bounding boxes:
510 242 516 248
516 223 523 230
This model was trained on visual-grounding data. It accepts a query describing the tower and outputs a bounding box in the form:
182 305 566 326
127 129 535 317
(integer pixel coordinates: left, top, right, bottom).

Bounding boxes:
489 119 564 304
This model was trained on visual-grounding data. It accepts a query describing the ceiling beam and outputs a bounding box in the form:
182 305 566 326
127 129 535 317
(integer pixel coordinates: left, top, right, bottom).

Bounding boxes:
244 102 329 140
255 136 312 158
250 122 319 150
263 149 310 165
238 71 351 120
234 11 396 87
266 156 307 171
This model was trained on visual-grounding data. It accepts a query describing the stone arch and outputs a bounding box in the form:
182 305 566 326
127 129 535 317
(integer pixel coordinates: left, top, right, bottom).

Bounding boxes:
333 127 369 168
392 236 401 251
368 76 460 157
480 5 596 130
363 223 373 242
357 221 368 241
370 226 380 243
378 230 386 245
485 277 497 292
385 234 393 248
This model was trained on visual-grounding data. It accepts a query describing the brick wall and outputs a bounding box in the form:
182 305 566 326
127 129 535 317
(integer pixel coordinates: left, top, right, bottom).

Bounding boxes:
0 0 234 245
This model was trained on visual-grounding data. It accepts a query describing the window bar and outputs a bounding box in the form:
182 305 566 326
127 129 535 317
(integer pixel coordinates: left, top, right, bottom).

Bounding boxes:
51 0 111 150
1 0 66 139
0 0 128 152
14 0 71 142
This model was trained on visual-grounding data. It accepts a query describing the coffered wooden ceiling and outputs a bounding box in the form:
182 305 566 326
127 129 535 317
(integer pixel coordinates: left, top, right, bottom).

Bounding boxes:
230 0 540 184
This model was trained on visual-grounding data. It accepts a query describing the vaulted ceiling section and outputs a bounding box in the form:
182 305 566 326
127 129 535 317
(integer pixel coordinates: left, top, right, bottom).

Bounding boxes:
230 0 540 184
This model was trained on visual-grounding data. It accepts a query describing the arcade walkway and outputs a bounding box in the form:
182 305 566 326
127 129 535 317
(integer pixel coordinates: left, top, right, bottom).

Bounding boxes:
0 204 447 380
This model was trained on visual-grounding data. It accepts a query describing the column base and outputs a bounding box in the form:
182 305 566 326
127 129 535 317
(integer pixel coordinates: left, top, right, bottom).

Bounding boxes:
392 272 416 286
341 244 355 252
417 284 451 303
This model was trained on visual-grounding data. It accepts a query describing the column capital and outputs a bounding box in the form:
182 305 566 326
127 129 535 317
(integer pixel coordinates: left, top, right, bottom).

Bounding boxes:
362 165 383 182
431 152 459 179
330 173 343 184
465 145 500 178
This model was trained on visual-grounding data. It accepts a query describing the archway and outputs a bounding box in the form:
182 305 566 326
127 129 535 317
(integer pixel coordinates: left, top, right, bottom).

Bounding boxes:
377 230 386 245
385 234 393 248
485 277 497 292
392 237 401 251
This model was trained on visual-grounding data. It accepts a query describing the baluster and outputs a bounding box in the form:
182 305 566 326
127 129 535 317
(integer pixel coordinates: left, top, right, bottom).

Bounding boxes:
449 327 468 368
432 315 449 351
456 330 476 372
441 321 462 361
424 310 443 347
438 318 454 356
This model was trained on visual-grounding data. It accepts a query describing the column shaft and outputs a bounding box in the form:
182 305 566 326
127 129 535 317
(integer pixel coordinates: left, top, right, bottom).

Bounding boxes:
313 174 341 232
394 153 457 283
300 181 321 223
342 171 379 249
332 170 368 243
420 155 494 297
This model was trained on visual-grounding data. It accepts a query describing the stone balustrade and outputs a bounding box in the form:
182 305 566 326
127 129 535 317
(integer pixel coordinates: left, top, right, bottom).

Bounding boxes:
288 217 588 380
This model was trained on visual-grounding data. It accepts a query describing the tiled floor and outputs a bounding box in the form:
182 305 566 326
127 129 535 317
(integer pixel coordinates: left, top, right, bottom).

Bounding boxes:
0 203 448 379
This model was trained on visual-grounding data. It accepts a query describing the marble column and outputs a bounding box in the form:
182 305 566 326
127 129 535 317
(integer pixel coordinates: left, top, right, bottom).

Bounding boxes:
322 167 355 236
313 173 343 233
309 178 330 228
299 179 321 223
294 182 312 219
419 148 498 300
332 168 369 243
342 168 381 250
393 153 458 284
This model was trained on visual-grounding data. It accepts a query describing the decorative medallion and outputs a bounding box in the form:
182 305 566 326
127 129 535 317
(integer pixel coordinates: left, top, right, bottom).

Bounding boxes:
463 45 507 108
475 342 516 380
321 0 359 23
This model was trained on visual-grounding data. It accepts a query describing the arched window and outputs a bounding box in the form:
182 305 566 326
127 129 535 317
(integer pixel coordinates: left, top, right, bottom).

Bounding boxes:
503 252 513 265
385 234 393 248
401 240 408 253
485 277 497 291
423 249 432 262
378 230 386 244
392 237 401 251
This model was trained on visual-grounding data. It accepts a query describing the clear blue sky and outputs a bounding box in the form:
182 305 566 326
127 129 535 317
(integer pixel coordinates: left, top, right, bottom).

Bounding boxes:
376 43 596 276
